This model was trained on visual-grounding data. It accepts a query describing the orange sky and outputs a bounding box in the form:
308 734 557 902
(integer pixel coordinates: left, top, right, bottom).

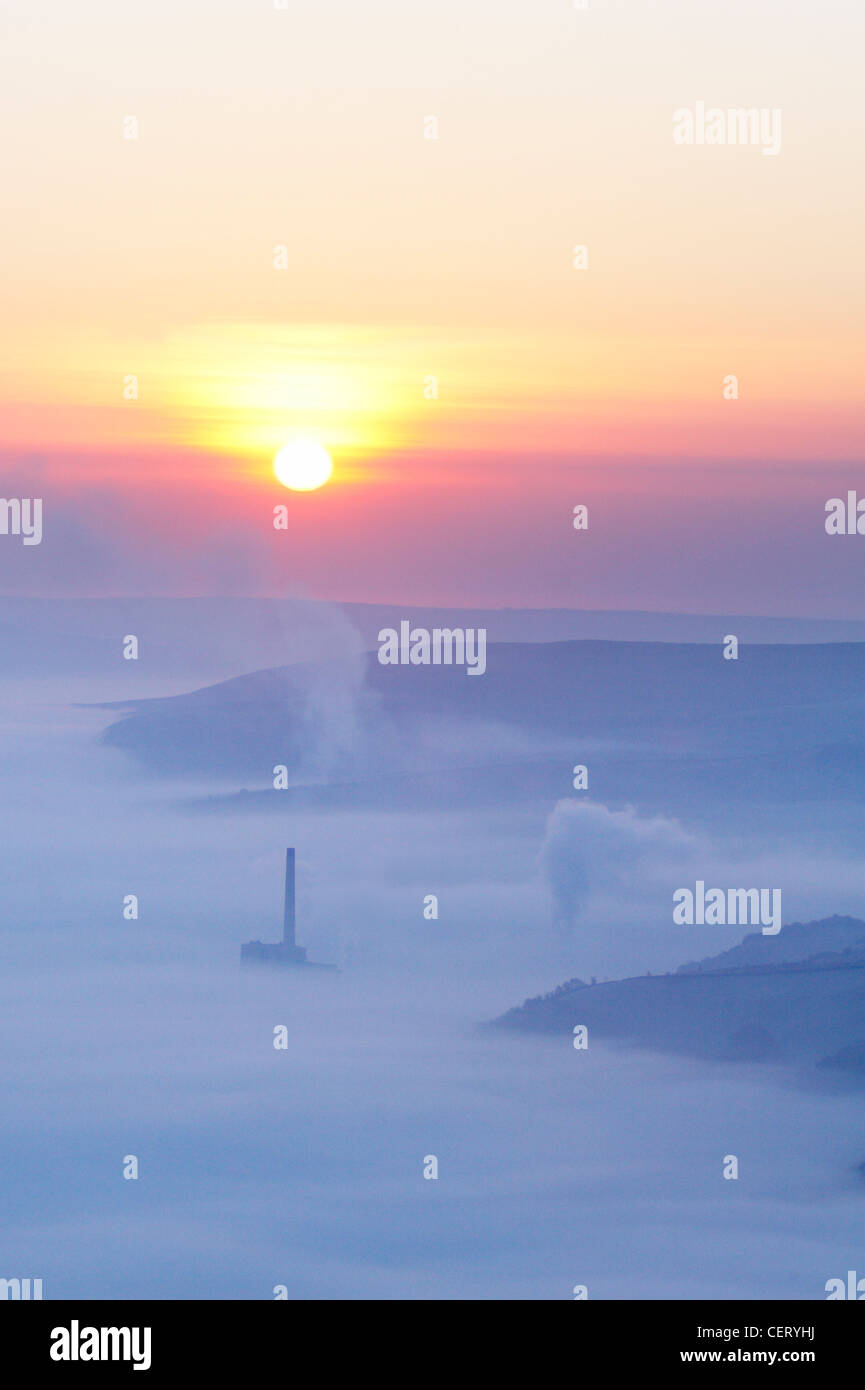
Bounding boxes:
1 0 864 615
2 0 864 491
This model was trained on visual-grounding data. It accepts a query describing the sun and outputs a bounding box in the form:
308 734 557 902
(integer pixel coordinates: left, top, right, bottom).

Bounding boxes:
273 438 333 491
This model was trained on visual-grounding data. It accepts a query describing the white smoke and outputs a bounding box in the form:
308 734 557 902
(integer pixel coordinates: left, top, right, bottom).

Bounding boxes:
539 798 698 924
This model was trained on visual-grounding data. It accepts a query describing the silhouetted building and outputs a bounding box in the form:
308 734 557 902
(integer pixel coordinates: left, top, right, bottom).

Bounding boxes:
241 849 336 969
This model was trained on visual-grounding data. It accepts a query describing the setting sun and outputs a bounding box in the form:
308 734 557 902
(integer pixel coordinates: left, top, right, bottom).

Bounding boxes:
273 439 334 491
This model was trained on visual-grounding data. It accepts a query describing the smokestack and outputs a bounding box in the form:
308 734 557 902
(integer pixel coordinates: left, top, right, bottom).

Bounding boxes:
283 848 296 947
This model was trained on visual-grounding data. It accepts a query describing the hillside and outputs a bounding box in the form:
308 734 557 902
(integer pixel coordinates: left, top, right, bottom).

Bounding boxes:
493 917 865 1069
3 596 865 679
96 642 865 818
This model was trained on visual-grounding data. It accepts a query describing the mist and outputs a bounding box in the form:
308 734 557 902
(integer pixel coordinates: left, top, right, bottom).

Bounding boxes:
1 599 864 1298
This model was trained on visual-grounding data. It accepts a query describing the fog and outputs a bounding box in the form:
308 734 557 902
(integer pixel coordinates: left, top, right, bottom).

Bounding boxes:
1 604 864 1298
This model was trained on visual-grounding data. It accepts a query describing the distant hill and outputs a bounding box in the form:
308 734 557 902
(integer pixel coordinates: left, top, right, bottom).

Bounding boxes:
326 604 865 648
1 596 865 679
96 642 865 818
493 917 865 1070
675 916 865 973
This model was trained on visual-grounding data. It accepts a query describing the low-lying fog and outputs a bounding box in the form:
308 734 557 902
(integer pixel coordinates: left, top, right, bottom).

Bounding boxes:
1 651 863 1299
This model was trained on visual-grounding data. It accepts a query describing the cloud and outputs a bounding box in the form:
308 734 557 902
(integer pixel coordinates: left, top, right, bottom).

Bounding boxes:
539 799 697 925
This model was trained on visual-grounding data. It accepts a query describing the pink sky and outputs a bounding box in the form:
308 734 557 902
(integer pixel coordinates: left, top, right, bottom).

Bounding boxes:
1 0 864 613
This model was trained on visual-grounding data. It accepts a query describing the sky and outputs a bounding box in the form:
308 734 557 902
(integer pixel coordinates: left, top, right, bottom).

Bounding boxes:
2 0 864 609
4 3 865 1306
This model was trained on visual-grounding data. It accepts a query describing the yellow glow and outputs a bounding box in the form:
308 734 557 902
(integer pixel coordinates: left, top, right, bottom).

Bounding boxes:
155 323 418 460
274 438 333 490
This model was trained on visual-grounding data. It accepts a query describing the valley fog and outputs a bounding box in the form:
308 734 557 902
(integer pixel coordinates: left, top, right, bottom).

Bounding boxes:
1 656 863 1298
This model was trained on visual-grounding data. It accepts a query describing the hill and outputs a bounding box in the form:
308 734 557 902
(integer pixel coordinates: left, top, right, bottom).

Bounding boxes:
95 642 865 820
493 917 865 1069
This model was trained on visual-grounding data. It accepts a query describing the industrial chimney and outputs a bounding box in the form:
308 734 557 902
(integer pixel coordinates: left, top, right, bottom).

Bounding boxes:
283 847 296 948
240 848 336 970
